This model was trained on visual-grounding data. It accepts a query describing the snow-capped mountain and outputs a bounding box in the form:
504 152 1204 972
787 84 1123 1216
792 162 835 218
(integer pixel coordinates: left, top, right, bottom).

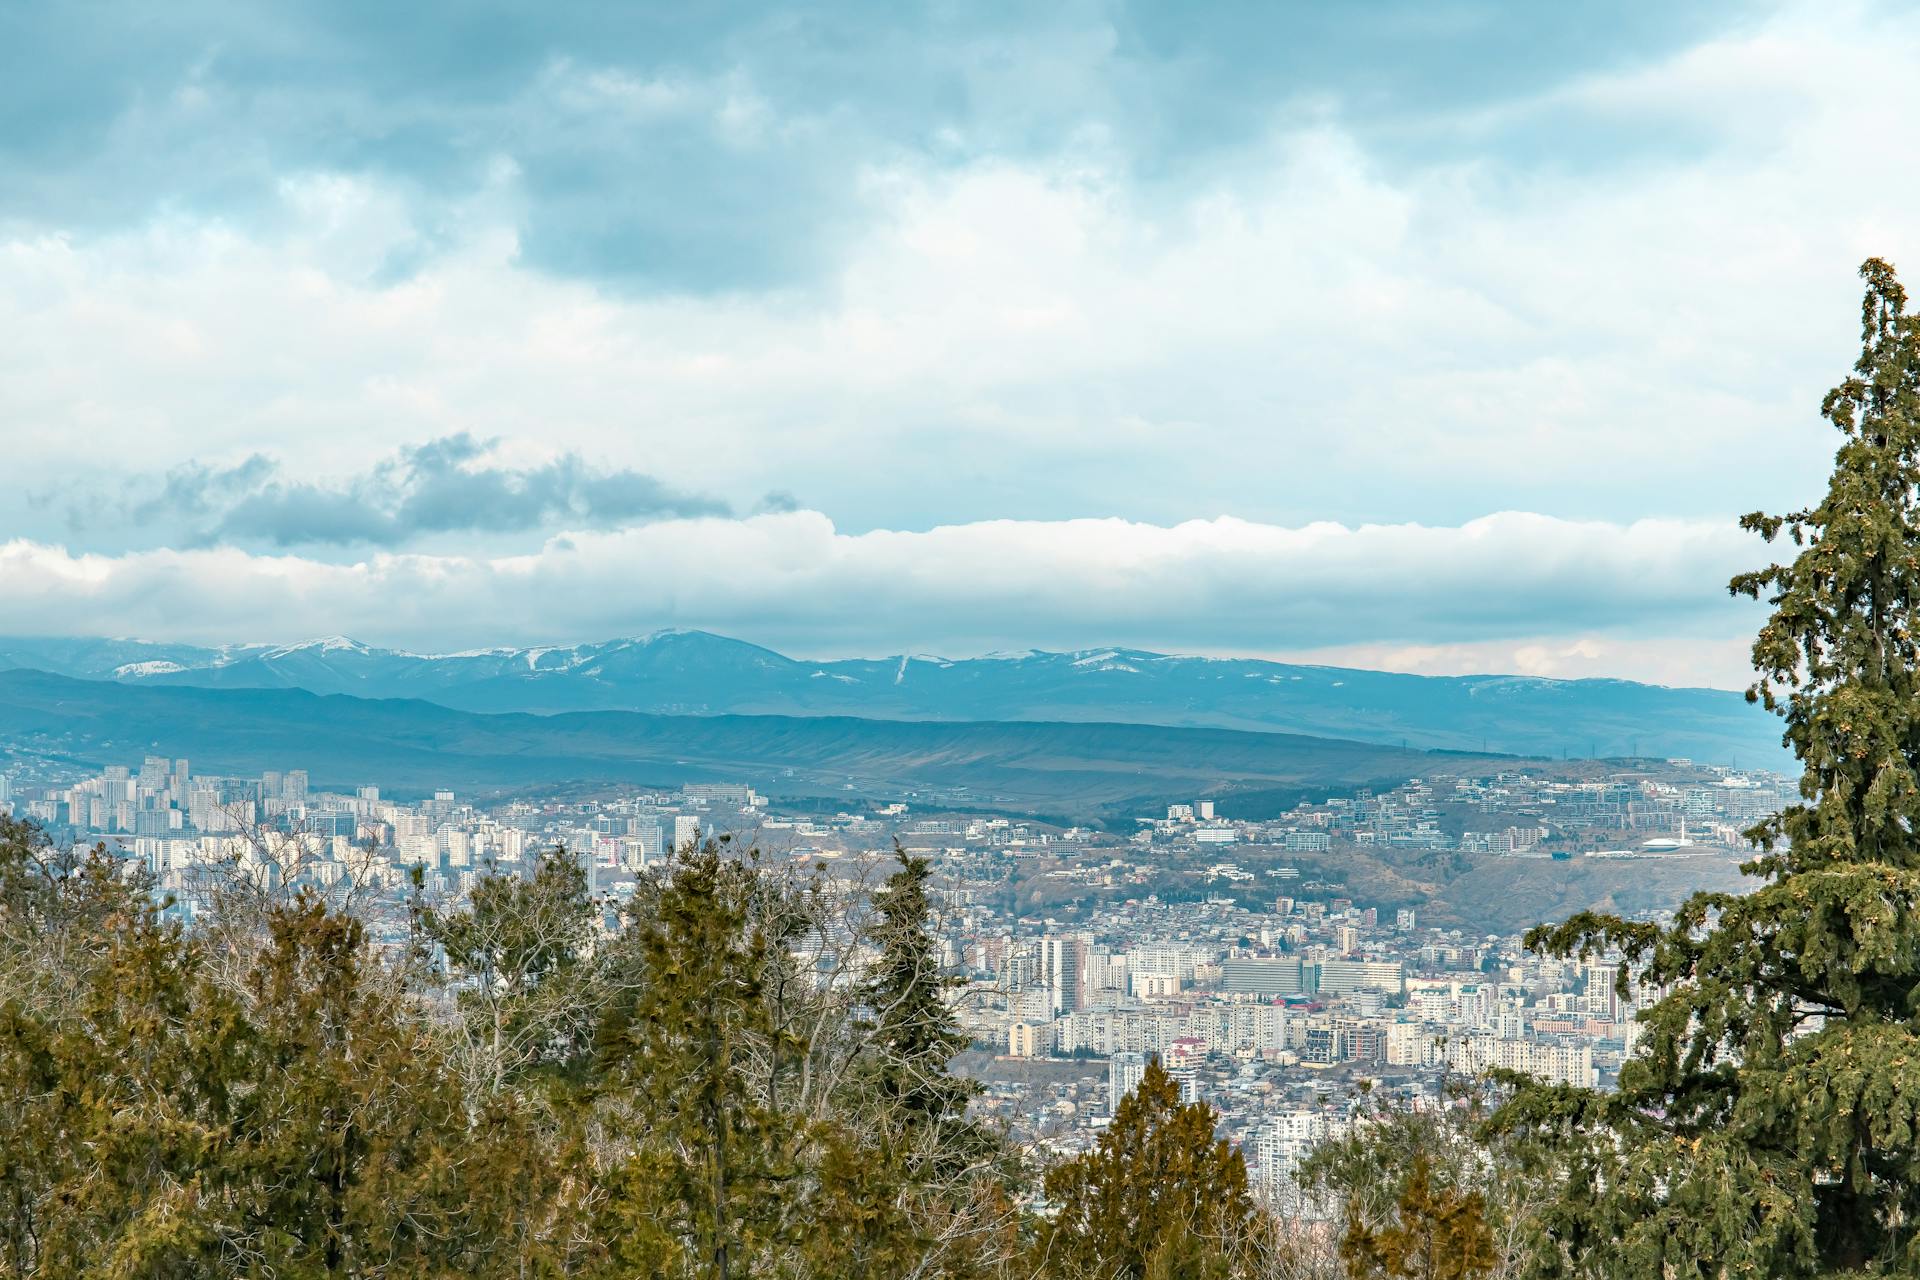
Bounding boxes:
0 629 1783 764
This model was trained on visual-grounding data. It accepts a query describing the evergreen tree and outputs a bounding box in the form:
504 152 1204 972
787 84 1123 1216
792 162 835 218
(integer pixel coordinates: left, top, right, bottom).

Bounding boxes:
214 898 466 1275
856 847 986 1165
806 848 1015 1279
0 822 551 1277
1338 1155 1497 1280
1487 259 1920 1276
1035 1059 1254 1279
594 838 808 1279
0 834 228 1276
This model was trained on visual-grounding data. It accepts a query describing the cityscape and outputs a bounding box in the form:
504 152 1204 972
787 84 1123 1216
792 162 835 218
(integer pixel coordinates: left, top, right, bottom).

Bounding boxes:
1 745 1792 1218
7 1 1918 1272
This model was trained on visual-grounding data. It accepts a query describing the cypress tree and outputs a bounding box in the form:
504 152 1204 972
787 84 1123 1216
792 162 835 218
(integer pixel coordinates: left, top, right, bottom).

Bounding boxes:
1489 259 1920 1275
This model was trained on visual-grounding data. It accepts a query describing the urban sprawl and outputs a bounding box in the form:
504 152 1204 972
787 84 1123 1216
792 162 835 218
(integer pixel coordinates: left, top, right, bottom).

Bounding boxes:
0 754 1790 1215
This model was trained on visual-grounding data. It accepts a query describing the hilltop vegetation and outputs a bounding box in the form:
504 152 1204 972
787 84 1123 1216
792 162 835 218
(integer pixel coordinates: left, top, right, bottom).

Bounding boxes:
0 820 1316 1279
1332 258 1920 1278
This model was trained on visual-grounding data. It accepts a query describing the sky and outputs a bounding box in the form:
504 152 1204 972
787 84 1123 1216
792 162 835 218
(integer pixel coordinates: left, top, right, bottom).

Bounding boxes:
4 0 1917 688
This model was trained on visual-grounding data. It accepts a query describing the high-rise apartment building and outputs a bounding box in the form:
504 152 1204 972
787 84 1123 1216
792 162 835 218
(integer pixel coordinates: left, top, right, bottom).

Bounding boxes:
1040 934 1088 1014
1108 1050 1146 1112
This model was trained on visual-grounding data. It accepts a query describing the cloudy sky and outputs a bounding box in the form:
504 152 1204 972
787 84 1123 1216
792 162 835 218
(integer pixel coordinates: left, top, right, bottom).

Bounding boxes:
4 0 1916 686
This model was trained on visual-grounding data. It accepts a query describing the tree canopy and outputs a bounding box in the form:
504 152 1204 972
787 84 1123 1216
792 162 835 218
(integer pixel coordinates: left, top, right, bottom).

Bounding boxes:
1036 1057 1256 1279
0 821 1035 1278
1486 258 1920 1277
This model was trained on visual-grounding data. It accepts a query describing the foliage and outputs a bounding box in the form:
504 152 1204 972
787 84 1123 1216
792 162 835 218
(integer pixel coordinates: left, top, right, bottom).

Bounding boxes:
854 846 983 1157
1478 259 1920 1277
822 845 1017 1278
1337 1155 1496 1280
0 815 1280 1279
592 837 810 1278
1301 1080 1530 1280
0 817 557 1277
1035 1058 1256 1279
420 844 601 1095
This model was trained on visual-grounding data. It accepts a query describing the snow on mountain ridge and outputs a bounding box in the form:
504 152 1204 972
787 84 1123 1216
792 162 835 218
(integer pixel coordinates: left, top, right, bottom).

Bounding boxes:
114 660 188 678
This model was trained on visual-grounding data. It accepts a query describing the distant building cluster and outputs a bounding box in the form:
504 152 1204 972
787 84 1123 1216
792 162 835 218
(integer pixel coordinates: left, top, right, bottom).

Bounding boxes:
1139 770 1792 860
947 878 1630 1212
0 756 764 915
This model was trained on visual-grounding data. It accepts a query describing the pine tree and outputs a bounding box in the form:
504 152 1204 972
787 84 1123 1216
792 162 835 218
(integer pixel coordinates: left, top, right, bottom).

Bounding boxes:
1035 1058 1254 1279
1487 259 1920 1276
804 848 1015 1279
857 848 986 1165
594 838 808 1279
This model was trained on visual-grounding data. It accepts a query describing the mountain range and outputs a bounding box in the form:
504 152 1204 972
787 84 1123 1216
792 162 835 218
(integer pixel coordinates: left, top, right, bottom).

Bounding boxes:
0 630 1786 766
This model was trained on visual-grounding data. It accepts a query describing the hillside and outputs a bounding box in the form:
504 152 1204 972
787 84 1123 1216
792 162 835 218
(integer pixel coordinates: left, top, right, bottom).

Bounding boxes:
0 630 1786 765
0 669 1495 820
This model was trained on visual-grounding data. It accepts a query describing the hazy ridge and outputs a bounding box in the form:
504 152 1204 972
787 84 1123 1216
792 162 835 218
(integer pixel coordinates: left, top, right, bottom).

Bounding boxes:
0 668 1493 819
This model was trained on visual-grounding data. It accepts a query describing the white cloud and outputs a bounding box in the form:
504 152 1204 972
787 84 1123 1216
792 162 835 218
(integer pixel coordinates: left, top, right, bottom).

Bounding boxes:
1277 634 1760 691
0 1 1909 679
0 509 1769 686
6 9 1912 536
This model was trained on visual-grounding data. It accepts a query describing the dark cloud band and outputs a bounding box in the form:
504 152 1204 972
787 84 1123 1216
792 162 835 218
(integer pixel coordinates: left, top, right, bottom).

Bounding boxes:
112 434 728 547
0 2 1743 294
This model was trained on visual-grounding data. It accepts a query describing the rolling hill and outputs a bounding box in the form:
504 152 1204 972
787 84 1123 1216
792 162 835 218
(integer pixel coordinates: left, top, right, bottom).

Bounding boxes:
0 669 1501 820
